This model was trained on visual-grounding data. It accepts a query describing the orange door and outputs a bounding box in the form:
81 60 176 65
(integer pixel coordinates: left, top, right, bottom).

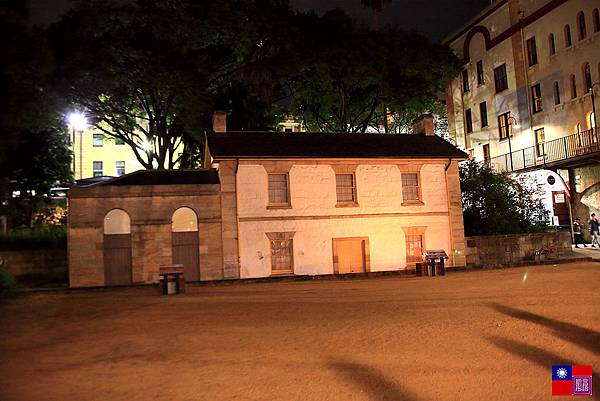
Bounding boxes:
334 238 366 274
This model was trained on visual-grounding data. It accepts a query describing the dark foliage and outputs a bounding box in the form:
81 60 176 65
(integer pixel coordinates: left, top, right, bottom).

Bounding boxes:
460 160 550 236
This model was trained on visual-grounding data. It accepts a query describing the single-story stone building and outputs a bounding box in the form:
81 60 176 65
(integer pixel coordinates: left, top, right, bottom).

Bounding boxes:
68 119 468 287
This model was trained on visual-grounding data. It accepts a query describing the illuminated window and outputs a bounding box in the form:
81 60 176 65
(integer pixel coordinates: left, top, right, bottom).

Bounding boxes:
115 161 125 176
494 64 508 93
549 33 556 55
476 60 484 85
465 108 473 133
336 173 356 203
406 234 424 263
531 84 543 113
526 37 538 66
401 173 420 203
565 25 572 47
268 173 289 205
480 102 488 128
93 134 103 147
578 11 587 40
498 112 511 140
535 128 545 157
590 112 596 129
93 161 103 177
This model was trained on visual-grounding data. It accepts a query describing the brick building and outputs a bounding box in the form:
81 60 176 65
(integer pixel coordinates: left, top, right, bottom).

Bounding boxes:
68 120 468 287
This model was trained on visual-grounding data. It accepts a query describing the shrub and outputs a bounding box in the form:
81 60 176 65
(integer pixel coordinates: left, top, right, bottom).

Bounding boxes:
0 259 16 294
0 226 67 251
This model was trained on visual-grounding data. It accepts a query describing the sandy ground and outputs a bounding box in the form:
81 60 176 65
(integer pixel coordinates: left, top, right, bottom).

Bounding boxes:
1 262 600 401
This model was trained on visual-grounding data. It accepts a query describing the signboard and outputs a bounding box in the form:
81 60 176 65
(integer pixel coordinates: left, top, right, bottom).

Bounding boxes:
554 193 565 203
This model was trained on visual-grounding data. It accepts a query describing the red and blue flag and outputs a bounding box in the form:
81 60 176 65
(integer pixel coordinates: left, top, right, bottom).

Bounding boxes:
552 365 592 396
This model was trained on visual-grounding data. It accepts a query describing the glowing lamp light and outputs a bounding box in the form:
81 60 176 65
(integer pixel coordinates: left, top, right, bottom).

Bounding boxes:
67 112 88 131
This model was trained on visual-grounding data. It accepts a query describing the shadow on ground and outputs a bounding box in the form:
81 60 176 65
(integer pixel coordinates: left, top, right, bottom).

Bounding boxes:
487 336 599 400
489 304 600 357
329 359 420 401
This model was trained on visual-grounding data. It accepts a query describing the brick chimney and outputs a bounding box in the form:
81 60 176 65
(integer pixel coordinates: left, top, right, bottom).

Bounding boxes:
212 111 227 133
412 114 435 136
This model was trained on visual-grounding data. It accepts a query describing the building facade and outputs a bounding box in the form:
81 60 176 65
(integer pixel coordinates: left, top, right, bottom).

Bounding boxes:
68 126 467 287
445 0 600 222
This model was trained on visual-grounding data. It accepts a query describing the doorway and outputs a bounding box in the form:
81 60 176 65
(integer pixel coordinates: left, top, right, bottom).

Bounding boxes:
171 207 200 282
332 237 370 274
103 209 132 286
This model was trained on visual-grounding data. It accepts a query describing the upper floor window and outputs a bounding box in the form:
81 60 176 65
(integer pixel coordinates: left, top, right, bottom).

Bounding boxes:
115 137 125 145
93 161 103 177
335 173 357 204
92 134 103 147
564 24 572 47
578 11 587 40
268 173 290 206
531 84 543 113
465 108 473 133
401 173 421 203
462 69 470 92
476 60 484 85
548 33 556 55
498 112 511 140
571 74 578 99
526 37 538 66
553 81 561 105
594 9 600 33
479 101 488 128
494 64 508 93
583 63 592 92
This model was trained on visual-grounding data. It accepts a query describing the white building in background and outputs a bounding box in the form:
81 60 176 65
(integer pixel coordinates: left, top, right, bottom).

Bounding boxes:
444 0 600 226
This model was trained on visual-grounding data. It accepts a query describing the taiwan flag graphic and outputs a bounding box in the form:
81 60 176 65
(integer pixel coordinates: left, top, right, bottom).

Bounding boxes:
552 365 592 396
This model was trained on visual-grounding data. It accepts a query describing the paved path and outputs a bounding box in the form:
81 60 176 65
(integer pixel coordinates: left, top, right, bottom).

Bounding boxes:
572 244 600 260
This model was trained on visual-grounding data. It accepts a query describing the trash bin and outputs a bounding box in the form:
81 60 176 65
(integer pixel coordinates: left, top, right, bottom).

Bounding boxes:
159 264 185 295
423 250 449 278
415 262 428 276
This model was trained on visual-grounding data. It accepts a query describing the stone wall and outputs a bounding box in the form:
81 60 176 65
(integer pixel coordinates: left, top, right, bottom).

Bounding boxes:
465 231 571 267
0 249 67 285
69 183 223 287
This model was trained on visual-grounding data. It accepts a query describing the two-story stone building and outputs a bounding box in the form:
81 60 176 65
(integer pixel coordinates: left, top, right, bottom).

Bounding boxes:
68 122 467 287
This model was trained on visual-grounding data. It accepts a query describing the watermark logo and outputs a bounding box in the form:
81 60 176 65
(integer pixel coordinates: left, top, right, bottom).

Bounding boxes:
552 365 592 396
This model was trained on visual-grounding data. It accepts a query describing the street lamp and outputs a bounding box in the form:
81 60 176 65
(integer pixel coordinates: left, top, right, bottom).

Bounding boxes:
507 116 518 172
67 112 88 180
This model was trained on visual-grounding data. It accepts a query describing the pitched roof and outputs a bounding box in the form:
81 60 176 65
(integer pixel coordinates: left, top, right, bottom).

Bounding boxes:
83 169 220 186
206 132 467 159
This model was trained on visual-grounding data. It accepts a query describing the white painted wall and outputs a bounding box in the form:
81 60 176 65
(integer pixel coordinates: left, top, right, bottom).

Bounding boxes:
236 162 452 278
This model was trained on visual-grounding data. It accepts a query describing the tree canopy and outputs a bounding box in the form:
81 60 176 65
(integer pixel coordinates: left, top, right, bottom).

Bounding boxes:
460 160 550 236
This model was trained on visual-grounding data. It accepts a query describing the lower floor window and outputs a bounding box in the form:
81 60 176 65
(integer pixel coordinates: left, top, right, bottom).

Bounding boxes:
266 232 294 274
406 234 423 263
93 161 103 177
115 161 125 176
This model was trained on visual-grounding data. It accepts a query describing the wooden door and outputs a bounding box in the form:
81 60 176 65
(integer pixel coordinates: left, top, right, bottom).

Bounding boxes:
103 234 132 286
552 191 570 226
172 231 200 282
333 238 368 274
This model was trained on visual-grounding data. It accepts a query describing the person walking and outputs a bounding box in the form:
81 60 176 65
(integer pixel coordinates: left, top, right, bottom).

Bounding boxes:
573 218 586 248
589 213 599 247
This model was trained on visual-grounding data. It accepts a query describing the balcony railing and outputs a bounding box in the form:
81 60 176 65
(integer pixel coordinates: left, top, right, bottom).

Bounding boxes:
488 128 599 173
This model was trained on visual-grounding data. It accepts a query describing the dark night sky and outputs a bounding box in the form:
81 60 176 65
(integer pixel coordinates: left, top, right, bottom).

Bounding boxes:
28 0 491 41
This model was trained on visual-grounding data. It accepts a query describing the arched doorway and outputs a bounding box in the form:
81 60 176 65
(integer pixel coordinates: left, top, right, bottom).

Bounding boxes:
171 207 200 282
103 209 132 286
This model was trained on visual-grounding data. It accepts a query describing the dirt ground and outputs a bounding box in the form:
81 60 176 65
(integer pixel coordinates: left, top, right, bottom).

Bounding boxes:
1 262 599 401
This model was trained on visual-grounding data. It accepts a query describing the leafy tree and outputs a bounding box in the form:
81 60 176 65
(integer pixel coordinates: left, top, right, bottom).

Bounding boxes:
460 160 549 236
0 2 72 228
281 11 460 133
50 0 295 169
